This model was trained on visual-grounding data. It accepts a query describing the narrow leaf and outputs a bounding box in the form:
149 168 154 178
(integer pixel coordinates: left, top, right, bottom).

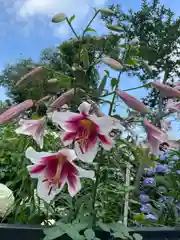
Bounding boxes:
69 15 75 23
84 27 96 34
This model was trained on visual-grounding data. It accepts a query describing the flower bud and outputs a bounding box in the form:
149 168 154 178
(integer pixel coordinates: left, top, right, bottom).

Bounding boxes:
101 57 123 70
48 89 75 112
0 183 14 217
106 24 123 32
0 99 34 124
99 8 114 16
52 13 66 23
16 67 43 87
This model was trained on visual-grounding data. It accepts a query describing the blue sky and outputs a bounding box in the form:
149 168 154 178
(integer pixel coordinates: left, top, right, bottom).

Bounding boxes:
0 0 179 102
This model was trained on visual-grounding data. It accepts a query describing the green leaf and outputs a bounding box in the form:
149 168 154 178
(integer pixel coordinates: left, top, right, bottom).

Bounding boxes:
69 15 75 23
141 60 153 76
104 70 109 76
66 225 84 240
84 27 96 34
126 58 137 66
80 48 90 68
73 222 88 231
112 232 127 239
97 222 110 232
133 233 143 240
98 75 107 96
84 228 95 240
43 226 65 240
111 78 118 90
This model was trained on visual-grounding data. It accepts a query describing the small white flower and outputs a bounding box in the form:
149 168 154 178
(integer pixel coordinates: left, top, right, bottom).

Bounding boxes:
0 183 14 217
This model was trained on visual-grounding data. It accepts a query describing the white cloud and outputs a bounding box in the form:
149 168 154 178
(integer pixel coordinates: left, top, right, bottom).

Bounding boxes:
7 0 109 38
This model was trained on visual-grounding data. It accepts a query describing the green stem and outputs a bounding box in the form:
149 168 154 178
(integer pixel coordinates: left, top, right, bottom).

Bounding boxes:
82 10 99 38
108 36 131 116
108 71 121 115
66 18 79 39
92 148 103 225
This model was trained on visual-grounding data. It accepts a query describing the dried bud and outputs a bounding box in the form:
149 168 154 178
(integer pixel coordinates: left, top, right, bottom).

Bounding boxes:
0 99 34 124
99 8 114 16
52 13 66 23
101 57 123 70
16 66 43 87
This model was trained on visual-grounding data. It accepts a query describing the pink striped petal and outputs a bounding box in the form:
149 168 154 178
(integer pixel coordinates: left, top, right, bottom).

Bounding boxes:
98 134 114 150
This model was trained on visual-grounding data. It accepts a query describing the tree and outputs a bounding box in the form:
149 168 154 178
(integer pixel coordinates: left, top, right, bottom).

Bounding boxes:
0 34 120 105
102 0 180 110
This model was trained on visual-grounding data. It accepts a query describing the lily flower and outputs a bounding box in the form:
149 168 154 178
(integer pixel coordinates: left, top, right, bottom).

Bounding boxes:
26 147 94 203
15 118 45 148
144 120 167 155
151 82 180 98
116 90 149 114
52 102 123 162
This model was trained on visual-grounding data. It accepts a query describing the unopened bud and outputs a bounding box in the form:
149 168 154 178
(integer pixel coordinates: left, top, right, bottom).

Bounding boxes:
52 13 66 23
106 24 123 32
16 66 43 87
0 99 34 124
99 8 114 16
101 57 123 70
48 89 75 112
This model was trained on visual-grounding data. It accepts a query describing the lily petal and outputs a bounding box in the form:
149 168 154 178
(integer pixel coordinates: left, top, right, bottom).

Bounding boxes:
27 164 45 178
74 140 99 163
25 147 53 164
76 166 95 180
99 134 115 150
78 102 91 115
67 175 81 197
37 176 62 203
52 111 80 131
59 149 77 162
92 116 123 134
60 131 76 146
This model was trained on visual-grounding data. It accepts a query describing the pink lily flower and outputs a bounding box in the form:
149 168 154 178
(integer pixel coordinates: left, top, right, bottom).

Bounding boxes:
0 100 34 124
116 90 149 114
52 102 123 162
26 147 94 203
15 118 45 148
151 82 180 98
144 120 168 155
